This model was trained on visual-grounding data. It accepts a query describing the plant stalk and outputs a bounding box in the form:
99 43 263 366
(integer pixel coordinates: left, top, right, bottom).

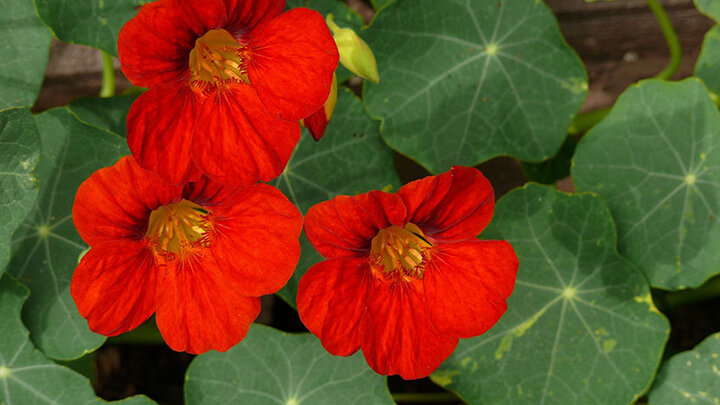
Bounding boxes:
645 0 682 80
99 52 116 98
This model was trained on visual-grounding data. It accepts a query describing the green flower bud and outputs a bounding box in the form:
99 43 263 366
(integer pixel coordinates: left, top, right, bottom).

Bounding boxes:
327 14 379 83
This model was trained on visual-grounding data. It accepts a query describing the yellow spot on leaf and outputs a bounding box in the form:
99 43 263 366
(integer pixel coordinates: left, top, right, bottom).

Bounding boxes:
485 43 498 55
37 225 50 238
603 339 617 353
0 366 9 379
430 369 459 387
633 293 661 315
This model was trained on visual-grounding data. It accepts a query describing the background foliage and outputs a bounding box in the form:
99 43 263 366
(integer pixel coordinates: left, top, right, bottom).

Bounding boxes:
0 0 718 404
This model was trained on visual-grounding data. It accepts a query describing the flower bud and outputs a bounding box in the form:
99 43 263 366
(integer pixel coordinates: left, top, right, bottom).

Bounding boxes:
327 14 379 84
302 73 338 141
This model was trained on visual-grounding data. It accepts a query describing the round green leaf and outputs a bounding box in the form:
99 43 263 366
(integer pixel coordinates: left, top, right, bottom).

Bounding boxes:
274 89 399 307
8 107 129 360
573 79 720 290
695 25 720 95
649 332 720 404
185 325 393 405
363 0 587 173
0 274 155 405
34 0 143 56
0 108 40 276
0 0 52 108
434 184 669 405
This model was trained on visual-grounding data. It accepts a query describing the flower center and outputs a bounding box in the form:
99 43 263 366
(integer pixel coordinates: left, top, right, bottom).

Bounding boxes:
370 223 433 280
189 29 248 92
145 199 210 257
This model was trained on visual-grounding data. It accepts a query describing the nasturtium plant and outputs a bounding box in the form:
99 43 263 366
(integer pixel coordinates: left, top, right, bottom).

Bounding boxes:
0 0 52 109
648 332 720 404
0 108 40 276
8 107 128 360
0 274 155 405
363 0 587 174
185 325 394 405
573 79 720 290
1 0 718 402
434 184 669 405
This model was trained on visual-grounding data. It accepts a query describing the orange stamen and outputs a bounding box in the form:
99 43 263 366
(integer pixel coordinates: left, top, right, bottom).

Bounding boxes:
370 223 433 281
189 29 249 93
145 199 211 259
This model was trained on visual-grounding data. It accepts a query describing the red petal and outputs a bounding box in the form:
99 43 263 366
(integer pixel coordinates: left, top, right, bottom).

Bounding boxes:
155 251 261 354
303 106 328 141
71 240 157 337
192 84 300 187
247 8 339 120
424 240 518 338
224 0 284 33
118 0 228 88
304 191 407 258
398 166 495 241
359 280 458 380
182 175 242 207
73 156 182 246
297 257 373 356
127 83 201 185
209 184 303 297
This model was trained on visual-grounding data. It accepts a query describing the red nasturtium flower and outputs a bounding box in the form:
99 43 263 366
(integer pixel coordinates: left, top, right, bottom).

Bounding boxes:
71 156 302 353
118 0 338 186
297 166 518 379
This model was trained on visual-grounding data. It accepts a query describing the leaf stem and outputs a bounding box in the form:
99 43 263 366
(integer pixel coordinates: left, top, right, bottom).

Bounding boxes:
392 392 463 403
568 107 611 136
99 52 116 98
646 0 682 80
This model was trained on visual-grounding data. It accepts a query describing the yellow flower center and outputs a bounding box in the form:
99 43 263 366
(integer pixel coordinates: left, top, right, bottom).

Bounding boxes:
189 29 248 93
146 199 210 257
370 223 433 280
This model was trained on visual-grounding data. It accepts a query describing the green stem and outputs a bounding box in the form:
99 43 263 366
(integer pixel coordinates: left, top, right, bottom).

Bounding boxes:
392 392 462 403
646 0 682 80
568 107 610 136
99 52 116 98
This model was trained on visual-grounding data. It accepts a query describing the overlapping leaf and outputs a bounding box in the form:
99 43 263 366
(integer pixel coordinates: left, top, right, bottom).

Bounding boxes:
363 0 587 174
573 79 720 289
274 89 399 307
8 107 129 360
34 0 142 56
0 108 40 275
0 274 155 405
0 0 52 108
434 184 669 405
648 332 720 404
185 325 393 405
68 95 138 137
